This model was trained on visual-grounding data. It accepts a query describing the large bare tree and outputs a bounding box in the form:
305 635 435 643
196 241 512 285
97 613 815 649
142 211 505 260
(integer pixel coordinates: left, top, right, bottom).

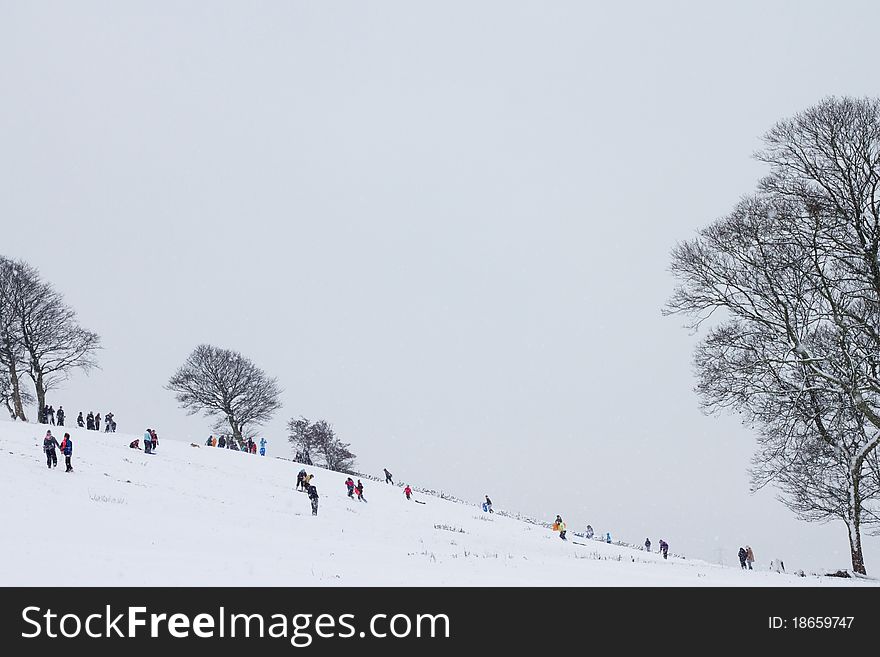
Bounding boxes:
167 344 282 443
667 97 880 574
0 256 101 420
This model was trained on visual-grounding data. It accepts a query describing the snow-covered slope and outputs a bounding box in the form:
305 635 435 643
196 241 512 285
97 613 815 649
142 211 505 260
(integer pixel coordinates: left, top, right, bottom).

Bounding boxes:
0 420 874 587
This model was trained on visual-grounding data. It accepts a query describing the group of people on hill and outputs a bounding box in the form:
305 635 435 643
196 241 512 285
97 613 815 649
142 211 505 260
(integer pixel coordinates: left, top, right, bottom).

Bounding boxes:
738 545 757 570
344 476 366 502
42 430 74 472
643 538 669 559
130 429 159 454
73 410 116 432
205 435 266 455
583 524 612 544
39 405 66 426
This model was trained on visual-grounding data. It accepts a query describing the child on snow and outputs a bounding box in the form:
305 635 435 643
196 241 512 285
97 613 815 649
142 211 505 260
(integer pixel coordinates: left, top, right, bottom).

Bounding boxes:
404 485 412 500
307 484 319 516
345 477 355 498
355 479 366 502
60 433 73 472
43 431 60 469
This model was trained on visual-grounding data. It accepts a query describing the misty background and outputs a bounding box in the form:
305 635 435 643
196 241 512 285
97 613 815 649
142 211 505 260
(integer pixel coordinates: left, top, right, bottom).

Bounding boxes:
2 0 878 572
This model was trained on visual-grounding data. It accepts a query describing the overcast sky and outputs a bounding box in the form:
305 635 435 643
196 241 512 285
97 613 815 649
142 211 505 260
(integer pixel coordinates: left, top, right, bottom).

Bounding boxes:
2 0 879 573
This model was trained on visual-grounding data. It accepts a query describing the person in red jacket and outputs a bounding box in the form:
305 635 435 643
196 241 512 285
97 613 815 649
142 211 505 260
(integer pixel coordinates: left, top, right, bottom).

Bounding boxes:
404 485 412 501
59 433 73 472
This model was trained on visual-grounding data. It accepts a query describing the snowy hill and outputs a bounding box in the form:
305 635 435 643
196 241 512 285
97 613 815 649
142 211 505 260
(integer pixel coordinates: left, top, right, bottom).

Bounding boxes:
0 420 875 587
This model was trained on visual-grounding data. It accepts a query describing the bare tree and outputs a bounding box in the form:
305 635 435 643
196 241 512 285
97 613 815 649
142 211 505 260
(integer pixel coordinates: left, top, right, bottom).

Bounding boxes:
167 344 282 443
0 256 100 419
667 97 880 574
287 416 357 472
288 416 318 464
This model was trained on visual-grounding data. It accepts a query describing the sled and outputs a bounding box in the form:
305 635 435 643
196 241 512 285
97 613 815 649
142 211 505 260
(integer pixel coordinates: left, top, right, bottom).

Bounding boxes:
414 500 426 505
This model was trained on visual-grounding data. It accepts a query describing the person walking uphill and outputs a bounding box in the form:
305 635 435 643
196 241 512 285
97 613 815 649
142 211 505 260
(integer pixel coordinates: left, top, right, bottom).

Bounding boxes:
43 431 60 469
355 479 366 502
384 468 393 485
307 484 319 516
745 545 755 570
60 433 73 472
659 539 669 560
553 515 567 541
738 547 748 570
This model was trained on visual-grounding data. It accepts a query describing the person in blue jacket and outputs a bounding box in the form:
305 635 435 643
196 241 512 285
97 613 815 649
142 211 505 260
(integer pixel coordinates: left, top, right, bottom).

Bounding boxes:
60 433 73 472
144 429 154 454
605 532 612 544
259 438 267 456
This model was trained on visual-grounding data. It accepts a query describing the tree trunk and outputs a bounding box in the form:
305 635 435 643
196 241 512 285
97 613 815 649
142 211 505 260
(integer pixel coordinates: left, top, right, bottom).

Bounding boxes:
9 361 27 421
847 473 867 575
33 370 46 425
228 414 242 444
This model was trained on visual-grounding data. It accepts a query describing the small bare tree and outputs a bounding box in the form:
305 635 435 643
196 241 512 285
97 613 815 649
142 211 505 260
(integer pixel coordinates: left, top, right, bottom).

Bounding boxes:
167 344 282 443
287 416 357 472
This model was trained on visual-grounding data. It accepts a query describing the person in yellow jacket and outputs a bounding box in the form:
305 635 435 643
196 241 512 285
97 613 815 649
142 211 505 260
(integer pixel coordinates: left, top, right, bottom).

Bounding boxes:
553 515 567 541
